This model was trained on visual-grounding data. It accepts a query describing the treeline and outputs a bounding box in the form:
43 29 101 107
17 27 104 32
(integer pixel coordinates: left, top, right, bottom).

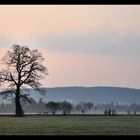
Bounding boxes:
0 98 140 115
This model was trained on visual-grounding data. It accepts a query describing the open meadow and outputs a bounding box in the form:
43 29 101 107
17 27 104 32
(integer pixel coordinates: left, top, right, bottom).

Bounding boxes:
0 115 140 135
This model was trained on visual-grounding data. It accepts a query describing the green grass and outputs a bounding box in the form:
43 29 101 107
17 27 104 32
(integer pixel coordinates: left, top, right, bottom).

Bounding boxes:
0 115 140 135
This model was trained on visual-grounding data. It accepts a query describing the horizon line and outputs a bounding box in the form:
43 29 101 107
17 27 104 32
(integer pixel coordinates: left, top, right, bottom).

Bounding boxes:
40 85 140 90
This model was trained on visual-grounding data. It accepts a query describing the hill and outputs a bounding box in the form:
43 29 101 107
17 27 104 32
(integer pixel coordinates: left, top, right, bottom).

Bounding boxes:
23 86 140 104
1 86 140 104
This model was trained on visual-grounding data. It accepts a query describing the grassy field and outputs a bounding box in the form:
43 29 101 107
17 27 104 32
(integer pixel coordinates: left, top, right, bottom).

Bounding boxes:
0 115 140 135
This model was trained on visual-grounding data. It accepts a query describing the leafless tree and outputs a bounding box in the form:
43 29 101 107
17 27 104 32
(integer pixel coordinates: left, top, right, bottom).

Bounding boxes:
0 45 48 116
85 102 94 114
46 101 59 115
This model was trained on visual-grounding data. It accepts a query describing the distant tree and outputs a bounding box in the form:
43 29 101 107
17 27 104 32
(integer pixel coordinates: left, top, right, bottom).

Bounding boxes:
85 102 93 114
94 106 98 114
75 103 83 114
0 45 48 116
46 101 59 114
79 101 87 113
104 109 112 116
56 102 62 113
60 101 73 115
108 109 111 116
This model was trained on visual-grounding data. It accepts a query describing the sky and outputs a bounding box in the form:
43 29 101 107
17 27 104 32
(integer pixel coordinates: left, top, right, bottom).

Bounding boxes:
0 5 140 88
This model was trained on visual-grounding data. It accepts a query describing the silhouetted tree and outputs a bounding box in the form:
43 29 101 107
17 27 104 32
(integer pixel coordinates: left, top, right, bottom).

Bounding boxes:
79 101 87 113
46 101 59 114
108 109 111 115
0 45 48 116
60 101 73 115
85 102 93 114
104 109 113 116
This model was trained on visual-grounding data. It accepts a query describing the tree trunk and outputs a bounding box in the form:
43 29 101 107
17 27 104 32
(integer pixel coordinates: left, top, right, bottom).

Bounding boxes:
15 87 23 116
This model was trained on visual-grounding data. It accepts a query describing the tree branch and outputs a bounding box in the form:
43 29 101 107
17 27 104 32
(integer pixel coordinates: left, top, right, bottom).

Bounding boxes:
10 72 17 85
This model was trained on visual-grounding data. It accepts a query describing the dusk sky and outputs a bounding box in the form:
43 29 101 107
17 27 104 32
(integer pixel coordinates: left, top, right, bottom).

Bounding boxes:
0 5 140 88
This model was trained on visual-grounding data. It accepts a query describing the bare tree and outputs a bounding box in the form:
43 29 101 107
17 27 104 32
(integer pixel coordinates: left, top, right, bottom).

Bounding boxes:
79 101 87 113
46 101 59 114
85 102 94 114
60 101 73 115
0 45 48 116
